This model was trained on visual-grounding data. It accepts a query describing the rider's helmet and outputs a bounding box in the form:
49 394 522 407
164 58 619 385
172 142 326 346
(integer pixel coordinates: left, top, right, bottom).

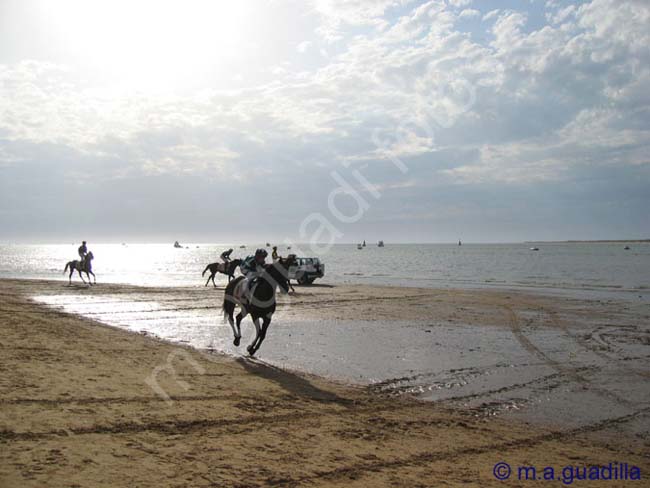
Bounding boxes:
82 241 87 244
228 248 233 252
272 246 277 250
255 248 268 257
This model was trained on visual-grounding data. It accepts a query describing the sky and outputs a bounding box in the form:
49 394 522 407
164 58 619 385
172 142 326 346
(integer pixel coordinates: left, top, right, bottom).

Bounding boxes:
0 0 649 244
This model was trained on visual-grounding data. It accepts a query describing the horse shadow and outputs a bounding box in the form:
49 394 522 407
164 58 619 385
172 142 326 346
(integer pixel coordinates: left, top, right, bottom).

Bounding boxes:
235 357 354 407
65 282 92 289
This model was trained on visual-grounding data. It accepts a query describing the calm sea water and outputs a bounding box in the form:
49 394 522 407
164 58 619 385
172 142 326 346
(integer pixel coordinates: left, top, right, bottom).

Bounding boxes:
1 242 649 298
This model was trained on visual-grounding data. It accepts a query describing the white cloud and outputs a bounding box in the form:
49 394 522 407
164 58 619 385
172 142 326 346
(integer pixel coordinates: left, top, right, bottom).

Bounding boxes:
297 41 312 53
447 0 471 7
482 9 500 21
459 8 480 19
1 0 648 188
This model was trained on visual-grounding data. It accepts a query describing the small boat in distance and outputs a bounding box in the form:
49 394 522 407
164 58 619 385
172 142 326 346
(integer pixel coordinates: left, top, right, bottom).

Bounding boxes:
239 245 246 248
357 244 363 250
362 240 366 247
458 240 462 246
624 246 630 250
266 242 270 247
378 240 384 247
530 247 539 251
173 241 182 248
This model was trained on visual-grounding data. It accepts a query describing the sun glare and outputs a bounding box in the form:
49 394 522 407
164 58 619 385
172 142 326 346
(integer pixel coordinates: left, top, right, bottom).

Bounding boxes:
42 0 253 92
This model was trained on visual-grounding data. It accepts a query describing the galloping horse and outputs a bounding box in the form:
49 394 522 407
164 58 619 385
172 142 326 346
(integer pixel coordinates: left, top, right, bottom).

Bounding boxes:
202 259 242 287
64 251 96 285
222 262 290 356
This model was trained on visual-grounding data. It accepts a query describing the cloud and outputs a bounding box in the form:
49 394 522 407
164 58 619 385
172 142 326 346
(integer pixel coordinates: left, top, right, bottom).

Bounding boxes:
1 0 649 241
297 41 312 53
458 8 480 19
482 9 500 22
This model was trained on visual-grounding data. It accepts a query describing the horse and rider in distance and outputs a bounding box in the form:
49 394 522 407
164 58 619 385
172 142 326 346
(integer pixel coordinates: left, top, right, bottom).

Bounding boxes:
64 240 96 285
203 246 296 290
202 248 243 286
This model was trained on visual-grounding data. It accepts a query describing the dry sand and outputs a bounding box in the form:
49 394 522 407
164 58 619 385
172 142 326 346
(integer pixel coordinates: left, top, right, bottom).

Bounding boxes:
1 278 648 487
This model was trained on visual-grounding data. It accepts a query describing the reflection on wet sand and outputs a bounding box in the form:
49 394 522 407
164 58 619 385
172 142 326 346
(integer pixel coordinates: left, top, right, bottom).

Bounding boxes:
30 279 650 436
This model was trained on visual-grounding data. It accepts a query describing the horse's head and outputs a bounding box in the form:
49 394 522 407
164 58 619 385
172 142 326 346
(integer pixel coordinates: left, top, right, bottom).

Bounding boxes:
86 251 94 261
264 262 290 294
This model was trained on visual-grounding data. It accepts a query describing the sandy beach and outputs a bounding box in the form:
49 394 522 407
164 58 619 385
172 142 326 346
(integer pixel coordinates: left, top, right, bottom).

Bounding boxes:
1 278 648 487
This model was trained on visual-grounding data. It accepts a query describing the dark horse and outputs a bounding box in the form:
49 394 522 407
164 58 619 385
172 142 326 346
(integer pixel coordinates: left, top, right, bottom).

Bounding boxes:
222 262 290 356
275 255 297 293
64 251 96 285
202 259 242 287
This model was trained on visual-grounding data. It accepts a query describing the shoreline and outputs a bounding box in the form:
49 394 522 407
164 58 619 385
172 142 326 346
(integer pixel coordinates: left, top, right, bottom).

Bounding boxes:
4 274 648 304
1 278 649 486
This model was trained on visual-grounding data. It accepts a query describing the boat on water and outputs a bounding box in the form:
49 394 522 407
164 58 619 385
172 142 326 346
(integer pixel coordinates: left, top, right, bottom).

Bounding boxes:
624 246 631 250
173 241 182 248
530 247 539 251
239 245 246 248
458 240 462 246
378 240 384 247
362 240 366 247
357 244 363 250
266 242 270 247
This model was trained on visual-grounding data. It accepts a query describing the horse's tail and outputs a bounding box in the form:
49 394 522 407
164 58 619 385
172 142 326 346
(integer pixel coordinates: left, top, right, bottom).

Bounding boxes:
222 293 236 319
202 264 210 277
222 276 243 321
64 262 70 274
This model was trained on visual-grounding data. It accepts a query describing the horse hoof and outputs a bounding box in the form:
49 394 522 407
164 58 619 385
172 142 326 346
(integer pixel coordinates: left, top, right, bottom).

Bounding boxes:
234 337 240 347
247 346 255 356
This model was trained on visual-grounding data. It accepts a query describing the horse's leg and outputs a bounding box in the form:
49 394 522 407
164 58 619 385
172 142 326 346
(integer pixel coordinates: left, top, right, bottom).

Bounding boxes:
227 310 241 346
233 311 246 346
78 269 86 284
252 316 271 355
211 273 217 288
205 274 211 287
69 268 74 284
247 317 261 356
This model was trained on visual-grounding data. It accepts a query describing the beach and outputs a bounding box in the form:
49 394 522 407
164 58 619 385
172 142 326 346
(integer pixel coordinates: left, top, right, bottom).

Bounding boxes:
1 278 648 487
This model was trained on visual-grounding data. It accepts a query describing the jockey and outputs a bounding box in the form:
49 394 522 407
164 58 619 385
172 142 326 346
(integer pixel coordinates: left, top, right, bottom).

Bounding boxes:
78 241 88 267
271 246 279 261
240 248 267 294
221 248 234 263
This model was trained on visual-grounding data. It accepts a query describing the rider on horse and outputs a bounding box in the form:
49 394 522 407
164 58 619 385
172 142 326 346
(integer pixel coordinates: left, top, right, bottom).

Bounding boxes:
221 248 234 264
240 248 267 293
78 241 88 269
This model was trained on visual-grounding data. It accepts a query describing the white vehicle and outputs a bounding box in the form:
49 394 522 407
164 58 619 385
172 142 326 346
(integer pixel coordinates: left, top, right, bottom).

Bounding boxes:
286 256 325 285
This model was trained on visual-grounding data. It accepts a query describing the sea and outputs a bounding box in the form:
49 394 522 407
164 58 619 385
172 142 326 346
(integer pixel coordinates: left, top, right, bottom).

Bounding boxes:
1 241 649 300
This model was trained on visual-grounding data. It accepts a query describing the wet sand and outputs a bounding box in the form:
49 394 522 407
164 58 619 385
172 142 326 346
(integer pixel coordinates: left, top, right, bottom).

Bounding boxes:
1 278 649 487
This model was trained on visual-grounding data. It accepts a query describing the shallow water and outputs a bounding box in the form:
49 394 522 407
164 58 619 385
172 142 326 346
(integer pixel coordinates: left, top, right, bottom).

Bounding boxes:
34 290 650 434
3 242 650 300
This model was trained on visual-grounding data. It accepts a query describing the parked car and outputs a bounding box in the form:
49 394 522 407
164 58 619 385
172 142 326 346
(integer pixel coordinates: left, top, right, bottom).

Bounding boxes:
286 256 325 285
